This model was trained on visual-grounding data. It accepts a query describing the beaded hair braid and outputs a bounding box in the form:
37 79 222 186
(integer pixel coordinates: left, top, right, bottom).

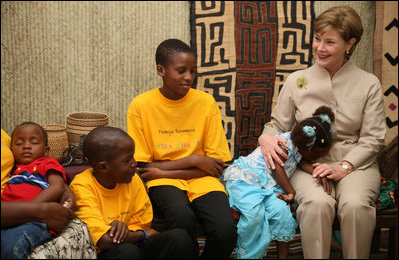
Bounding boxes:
291 106 335 151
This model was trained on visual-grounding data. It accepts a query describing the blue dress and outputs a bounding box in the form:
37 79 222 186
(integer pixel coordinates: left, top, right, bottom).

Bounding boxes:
222 132 300 259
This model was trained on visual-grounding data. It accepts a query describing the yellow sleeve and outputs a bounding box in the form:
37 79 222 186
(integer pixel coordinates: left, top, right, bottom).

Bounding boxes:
203 100 232 162
69 172 111 248
126 174 153 231
127 98 152 162
1 129 11 147
1 129 14 194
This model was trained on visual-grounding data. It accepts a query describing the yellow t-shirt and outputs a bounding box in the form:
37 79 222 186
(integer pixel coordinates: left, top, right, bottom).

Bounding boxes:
1 129 14 194
69 168 153 250
127 88 231 201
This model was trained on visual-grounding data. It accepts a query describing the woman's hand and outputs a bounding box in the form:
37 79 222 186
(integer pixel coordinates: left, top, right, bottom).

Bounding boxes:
258 132 288 170
312 163 348 182
312 163 334 178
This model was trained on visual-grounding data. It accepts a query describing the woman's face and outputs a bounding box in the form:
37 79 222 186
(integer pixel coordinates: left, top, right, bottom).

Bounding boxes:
312 29 355 78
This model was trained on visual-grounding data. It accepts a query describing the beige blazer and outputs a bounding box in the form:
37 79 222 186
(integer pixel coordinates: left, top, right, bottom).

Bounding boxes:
263 61 386 170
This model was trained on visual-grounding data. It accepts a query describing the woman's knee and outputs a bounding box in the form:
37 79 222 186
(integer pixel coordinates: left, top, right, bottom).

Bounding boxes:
338 199 376 220
298 195 335 220
338 181 377 213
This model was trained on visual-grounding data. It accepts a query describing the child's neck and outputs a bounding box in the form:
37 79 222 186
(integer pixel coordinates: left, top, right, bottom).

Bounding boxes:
93 171 117 189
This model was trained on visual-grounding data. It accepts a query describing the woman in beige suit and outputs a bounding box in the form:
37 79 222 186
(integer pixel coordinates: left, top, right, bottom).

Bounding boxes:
258 6 386 259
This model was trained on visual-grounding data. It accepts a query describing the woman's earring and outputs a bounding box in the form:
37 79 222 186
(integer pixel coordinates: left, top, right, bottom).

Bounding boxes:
346 49 350 55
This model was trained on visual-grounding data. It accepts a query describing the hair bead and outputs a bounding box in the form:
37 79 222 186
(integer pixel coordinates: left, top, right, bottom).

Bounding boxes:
318 114 331 124
303 125 316 148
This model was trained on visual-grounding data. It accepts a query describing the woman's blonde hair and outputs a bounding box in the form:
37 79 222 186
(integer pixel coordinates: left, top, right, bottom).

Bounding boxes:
313 6 363 59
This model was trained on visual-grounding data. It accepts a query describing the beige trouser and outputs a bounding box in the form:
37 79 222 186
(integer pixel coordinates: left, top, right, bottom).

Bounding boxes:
290 163 381 259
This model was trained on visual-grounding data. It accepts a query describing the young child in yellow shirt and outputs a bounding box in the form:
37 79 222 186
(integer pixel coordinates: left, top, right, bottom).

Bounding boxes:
70 126 195 258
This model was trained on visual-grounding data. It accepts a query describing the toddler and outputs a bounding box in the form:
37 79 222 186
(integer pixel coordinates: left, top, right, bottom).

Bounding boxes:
222 106 335 259
1 122 68 259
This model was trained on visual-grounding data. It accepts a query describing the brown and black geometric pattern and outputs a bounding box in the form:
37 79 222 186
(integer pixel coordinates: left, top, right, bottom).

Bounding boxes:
190 1 314 159
374 1 398 145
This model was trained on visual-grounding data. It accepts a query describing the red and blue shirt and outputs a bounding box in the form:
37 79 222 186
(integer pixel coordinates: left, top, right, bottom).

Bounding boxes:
1 157 66 202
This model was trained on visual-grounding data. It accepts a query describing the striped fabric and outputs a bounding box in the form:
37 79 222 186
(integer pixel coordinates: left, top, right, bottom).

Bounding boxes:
197 234 303 258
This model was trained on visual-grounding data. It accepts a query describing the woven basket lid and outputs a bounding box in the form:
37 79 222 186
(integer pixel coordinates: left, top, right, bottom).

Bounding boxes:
67 112 109 127
42 124 67 132
66 112 109 146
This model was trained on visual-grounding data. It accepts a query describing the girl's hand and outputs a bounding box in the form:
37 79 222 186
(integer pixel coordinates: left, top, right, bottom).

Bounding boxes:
325 166 348 181
316 177 333 195
190 155 224 177
108 220 129 244
139 167 164 182
258 133 288 170
276 193 295 203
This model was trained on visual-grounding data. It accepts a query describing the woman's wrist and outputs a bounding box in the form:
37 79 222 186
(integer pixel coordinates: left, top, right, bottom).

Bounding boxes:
339 161 354 174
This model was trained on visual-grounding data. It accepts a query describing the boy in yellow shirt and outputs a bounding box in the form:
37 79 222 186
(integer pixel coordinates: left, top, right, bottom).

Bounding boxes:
70 126 194 258
127 39 236 258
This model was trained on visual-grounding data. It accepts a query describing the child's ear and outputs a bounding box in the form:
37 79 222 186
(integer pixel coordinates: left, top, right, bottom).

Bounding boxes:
156 64 165 77
98 161 107 170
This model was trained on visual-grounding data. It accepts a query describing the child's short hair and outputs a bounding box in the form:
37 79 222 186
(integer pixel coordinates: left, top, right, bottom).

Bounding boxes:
291 106 335 151
11 122 48 146
155 39 194 67
83 126 132 163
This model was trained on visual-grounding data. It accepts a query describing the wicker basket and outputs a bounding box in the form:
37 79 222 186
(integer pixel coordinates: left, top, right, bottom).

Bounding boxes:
66 112 109 146
42 124 69 163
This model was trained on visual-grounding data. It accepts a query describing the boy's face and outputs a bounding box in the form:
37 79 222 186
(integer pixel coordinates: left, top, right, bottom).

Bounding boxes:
11 124 48 165
104 137 137 186
157 52 196 100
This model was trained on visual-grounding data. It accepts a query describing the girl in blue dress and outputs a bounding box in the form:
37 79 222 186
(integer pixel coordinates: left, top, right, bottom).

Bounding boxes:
222 106 335 259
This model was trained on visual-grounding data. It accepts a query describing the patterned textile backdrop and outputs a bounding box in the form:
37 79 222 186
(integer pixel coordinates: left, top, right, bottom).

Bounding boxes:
190 1 314 159
374 1 398 145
